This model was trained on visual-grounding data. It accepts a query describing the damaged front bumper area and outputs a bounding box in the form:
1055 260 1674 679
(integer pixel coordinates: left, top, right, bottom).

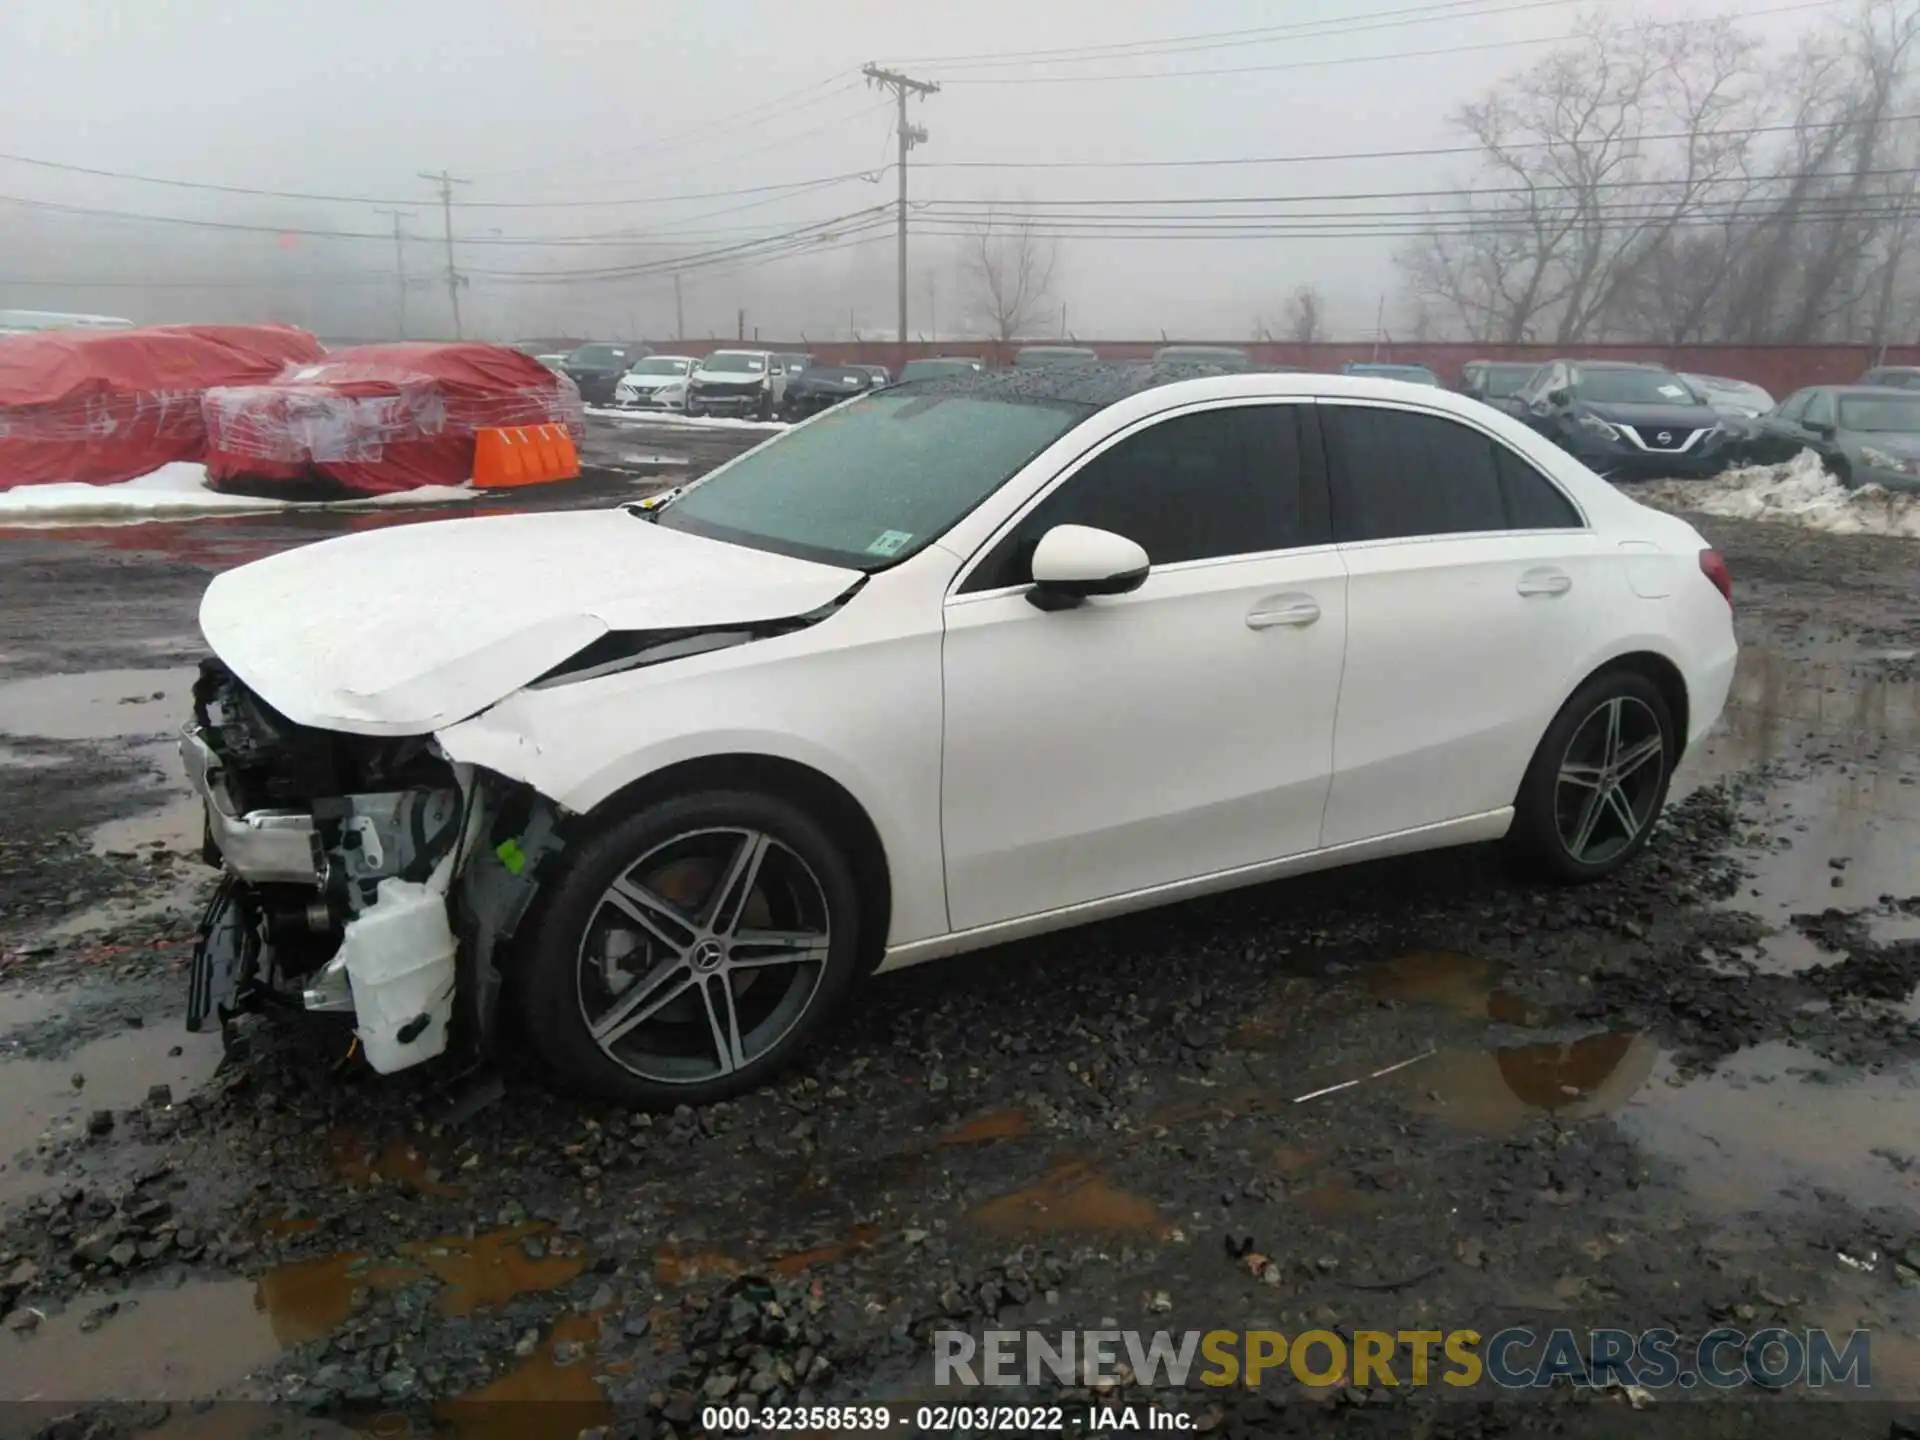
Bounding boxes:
181 660 563 1075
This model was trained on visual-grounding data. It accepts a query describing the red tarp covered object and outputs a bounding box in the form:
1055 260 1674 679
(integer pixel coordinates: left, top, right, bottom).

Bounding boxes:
203 342 586 495
0 324 326 490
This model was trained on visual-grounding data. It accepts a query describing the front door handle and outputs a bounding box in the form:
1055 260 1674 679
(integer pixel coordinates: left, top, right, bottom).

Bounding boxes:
1517 566 1573 598
1247 595 1321 629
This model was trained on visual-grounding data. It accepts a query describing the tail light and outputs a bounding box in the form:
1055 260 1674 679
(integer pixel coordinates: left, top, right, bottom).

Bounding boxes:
1699 548 1732 604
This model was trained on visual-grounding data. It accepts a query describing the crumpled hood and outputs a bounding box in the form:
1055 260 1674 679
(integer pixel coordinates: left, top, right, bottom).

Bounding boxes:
1579 401 1720 429
198 509 861 736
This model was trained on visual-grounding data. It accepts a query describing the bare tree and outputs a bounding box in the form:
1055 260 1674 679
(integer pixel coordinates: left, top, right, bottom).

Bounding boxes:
1282 285 1327 343
961 205 1060 343
1398 12 1762 345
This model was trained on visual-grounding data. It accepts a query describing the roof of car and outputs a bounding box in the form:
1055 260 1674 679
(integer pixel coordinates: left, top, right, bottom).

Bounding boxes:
890 359 1311 408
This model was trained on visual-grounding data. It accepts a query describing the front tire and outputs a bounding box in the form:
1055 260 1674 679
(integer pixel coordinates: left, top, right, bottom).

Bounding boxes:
1506 670 1676 883
518 790 864 1107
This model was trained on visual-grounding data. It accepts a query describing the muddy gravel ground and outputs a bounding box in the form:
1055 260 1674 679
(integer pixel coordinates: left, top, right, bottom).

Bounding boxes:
0 449 1916 1439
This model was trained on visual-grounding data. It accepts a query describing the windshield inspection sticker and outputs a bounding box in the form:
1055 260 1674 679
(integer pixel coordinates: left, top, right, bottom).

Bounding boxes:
866 529 914 556
1657 384 1688 398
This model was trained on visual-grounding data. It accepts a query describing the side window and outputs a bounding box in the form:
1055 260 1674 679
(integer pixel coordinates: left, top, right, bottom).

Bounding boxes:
1494 446 1582 529
1322 406 1508 542
1774 390 1809 422
961 404 1315 593
1804 390 1835 426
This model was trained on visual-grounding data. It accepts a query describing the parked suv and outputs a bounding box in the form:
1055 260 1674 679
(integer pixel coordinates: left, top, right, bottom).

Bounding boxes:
1511 360 1732 479
559 342 649 405
686 350 784 419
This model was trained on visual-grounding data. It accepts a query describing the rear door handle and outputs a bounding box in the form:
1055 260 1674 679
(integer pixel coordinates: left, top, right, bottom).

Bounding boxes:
1247 594 1321 629
1517 566 1572 597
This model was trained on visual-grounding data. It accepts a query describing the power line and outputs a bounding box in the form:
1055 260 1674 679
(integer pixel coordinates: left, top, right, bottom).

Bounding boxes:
893 0 1577 71
462 207 895 282
917 112 1920 172
930 0 1844 85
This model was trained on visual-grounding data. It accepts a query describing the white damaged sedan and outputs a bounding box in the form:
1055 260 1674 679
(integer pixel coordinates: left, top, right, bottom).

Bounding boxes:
183 365 1738 1106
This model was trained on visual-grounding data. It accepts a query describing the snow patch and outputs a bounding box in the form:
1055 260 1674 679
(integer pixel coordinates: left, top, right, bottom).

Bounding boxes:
586 406 788 433
0 463 477 526
1629 450 1920 540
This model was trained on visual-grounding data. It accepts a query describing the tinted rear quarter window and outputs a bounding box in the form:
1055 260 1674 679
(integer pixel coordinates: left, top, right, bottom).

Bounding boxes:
1324 405 1578 540
964 404 1316 592
1323 406 1505 540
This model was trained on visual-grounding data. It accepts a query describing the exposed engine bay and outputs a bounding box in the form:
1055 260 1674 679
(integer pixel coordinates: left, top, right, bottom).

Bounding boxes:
183 659 563 1074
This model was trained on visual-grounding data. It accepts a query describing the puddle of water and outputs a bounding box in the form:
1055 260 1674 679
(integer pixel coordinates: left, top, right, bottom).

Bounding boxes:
0 1278 281 1401
0 668 196 741
967 1160 1170 1237
253 1250 413 1345
0 743 67 770
1731 768 1920 921
330 1131 462 1197
1365 951 1542 1024
402 1225 586 1317
89 739 200 857
0 989 67 1033
1617 1042 1920 1216
434 1312 609 1440
0 1023 225 1202
939 1109 1031 1145
653 1225 882 1287
1412 1032 1661 1137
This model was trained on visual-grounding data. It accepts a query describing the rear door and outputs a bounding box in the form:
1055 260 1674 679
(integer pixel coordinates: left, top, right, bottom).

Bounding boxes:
1317 401 1606 848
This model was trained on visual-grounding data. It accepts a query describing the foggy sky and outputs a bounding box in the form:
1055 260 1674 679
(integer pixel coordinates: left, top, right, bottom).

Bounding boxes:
0 0 1836 342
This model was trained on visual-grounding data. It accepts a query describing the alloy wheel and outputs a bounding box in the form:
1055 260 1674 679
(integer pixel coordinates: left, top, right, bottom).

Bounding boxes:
1552 695 1666 866
574 827 831 1084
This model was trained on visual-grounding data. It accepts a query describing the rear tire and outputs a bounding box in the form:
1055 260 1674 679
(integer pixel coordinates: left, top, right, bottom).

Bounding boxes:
1506 669 1676 884
517 789 864 1108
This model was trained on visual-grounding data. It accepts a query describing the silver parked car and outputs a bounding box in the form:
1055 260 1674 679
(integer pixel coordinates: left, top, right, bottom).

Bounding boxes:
1747 385 1920 490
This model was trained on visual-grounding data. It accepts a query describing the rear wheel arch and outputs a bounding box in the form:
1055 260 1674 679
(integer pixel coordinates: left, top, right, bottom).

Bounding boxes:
578 752 893 974
1579 651 1690 759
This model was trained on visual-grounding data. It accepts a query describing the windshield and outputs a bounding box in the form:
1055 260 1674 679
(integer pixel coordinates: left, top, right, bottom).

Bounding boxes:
777 356 811 371
630 357 690 376
700 353 765 374
1572 368 1697 405
658 392 1089 568
1479 364 1537 397
802 365 867 384
1839 395 1920 433
570 344 636 366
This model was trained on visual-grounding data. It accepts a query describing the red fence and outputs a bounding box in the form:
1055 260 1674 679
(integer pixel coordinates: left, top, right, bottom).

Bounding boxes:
659 340 1920 397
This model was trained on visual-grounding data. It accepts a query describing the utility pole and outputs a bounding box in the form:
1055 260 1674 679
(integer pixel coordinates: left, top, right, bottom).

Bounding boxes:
862 64 940 346
373 208 414 339
418 169 471 339
674 272 685 342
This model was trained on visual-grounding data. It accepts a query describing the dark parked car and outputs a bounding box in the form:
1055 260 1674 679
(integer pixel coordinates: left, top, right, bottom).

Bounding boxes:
781 362 885 419
1342 361 1442 386
1152 344 1253 371
1745 385 1920 489
1510 360 1732 480
1014 345 1099 369
853 363 891 385
1460 361 1541 406
897 356 985 382
559 342 649 404
1856 366 1920 390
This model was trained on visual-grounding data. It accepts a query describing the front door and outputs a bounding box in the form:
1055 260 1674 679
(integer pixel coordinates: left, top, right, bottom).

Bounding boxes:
939 402 1348 932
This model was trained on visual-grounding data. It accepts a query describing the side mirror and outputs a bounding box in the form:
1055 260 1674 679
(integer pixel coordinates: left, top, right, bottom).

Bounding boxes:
1546 387 1571 407
1026 524 1150 612
1806 420 1835 438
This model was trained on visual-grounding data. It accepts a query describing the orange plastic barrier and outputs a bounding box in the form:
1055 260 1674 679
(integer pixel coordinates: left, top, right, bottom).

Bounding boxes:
472 424 580 488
